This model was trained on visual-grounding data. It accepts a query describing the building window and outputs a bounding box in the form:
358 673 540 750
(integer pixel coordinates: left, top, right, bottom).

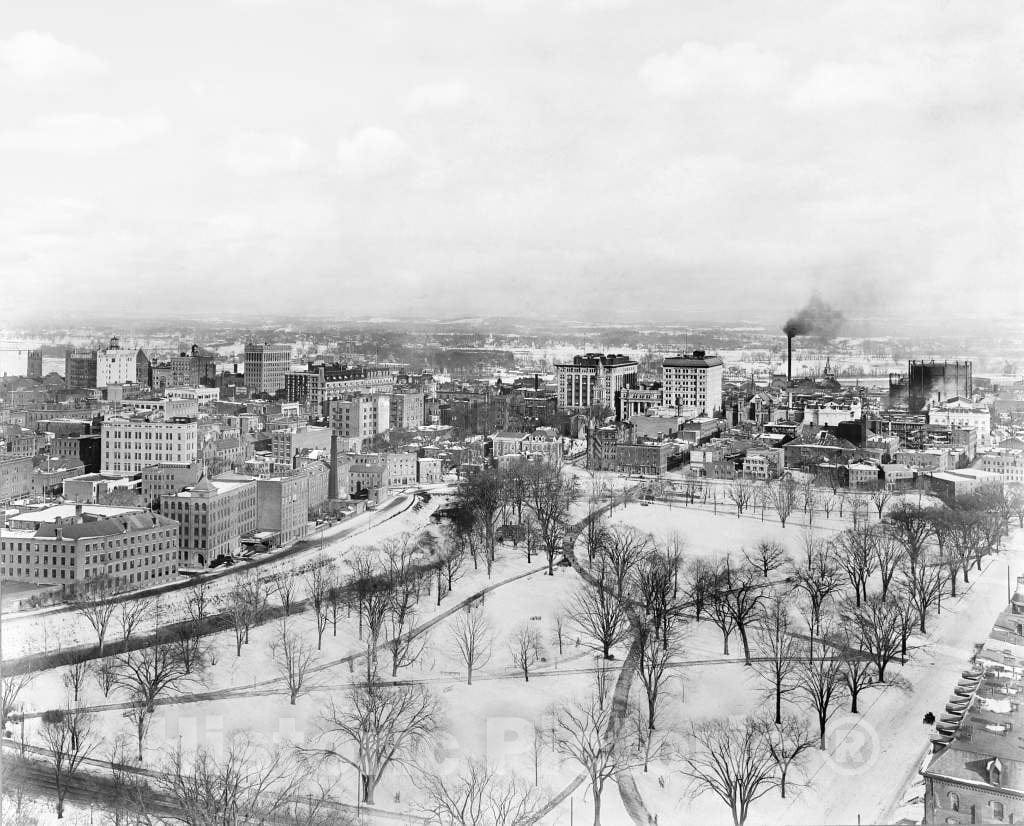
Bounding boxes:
991 802 1005 822
947 792 959 813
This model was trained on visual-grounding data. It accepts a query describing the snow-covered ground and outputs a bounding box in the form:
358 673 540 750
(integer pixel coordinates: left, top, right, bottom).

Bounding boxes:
9 472 1021 826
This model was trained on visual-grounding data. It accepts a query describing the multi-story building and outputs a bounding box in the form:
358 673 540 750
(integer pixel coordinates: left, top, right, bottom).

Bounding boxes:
0 503 180 594
0 455 33 503
922 577 1024 824
555 353 638 414
244 342 291 396
661 350 724 418
0 347 41 378
929 399 992 448
95 337 139 388
271 425 332 471
33 457 86 496
101 415 200 475
161 475 257 566
52 433 102 473
284 363 395 409
977 448 1024 484
166 386 220 407
618 386 663 420
385 452 418 487
257 474 309 546
62 472 138 503
492 428 563 464
329 394 391 447
141 460 204 510
418 457 442 484
169 345 217 387
65 349 98 389
390 391 425 430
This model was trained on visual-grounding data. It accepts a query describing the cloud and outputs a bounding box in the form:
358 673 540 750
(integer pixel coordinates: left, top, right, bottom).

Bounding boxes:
224 131 313 175
335 127 413 180
405 80 470 113
639 42 787 98
0 31 107 86
0 111 168 155
789 61 897 109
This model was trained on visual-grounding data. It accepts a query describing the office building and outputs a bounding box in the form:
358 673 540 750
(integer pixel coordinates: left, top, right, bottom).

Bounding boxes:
65 349 98 389
141 461 204 510
555 353 639 413
271 424 332 471
661 350 725 418
329 394 391 447
95 337 139 388
101 415 200 475
169 345 217 387
256 474 310 546
244 342 291 396
284 363 395 409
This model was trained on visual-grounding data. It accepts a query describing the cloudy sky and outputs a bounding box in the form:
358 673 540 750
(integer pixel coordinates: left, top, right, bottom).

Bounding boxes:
2 0 1022 324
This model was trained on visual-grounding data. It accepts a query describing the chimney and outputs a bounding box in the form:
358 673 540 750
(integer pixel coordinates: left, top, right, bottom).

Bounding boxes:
74 503 83 523
787 335 794 381
328 433 339 499
534 373 539 391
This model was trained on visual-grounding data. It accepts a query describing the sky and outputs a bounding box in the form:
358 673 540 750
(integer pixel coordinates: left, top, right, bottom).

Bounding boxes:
1 0 1022 325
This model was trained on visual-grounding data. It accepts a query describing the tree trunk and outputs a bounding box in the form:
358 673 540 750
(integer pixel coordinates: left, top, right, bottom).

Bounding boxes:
361 773 375 805
722 632 730 655
780 770 788 798
738 624 751 665
290 691 297 705
819 722 826 750
592 787 602 826
850 691 859 714
775 687 782 725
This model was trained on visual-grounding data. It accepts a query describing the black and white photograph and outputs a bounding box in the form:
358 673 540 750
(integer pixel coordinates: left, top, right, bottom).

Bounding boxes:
1 1 1022 824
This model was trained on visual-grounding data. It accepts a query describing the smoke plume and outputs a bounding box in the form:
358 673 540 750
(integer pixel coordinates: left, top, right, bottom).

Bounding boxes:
783 294 844 338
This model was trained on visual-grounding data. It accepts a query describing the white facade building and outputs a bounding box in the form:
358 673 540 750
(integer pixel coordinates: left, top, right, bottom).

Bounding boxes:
661 351 724 418
978 448 1024 484
102 416 200 475
555 354 638 413
928 399 992 448
96 337 139 387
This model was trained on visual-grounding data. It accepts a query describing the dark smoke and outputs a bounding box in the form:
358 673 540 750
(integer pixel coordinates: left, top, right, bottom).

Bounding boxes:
783 294 844 339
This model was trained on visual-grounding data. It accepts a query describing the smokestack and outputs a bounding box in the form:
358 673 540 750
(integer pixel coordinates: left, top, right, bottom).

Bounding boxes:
534 373 539 391
328 433 338 499
787 335 793 381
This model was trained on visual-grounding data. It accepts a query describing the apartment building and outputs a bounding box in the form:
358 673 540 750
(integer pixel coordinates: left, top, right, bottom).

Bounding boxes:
661 350 724 418
141 460 204 510
284 363 395 409
101 415 200 474
271 424 332 471
160 475 257 566
0 503 180 594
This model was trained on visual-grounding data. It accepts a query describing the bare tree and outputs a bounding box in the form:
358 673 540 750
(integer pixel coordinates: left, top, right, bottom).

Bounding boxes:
147 732 334 825
838 635 875 714
62 661 89 705
727 479 754 517
117 597 154 653
524 462 579 576
551 689 641 826
416 758 544 826
771 477 799 528
839 593 902 682
115 635 194 761
720 562 766 665
873 531 905 601
679 716 776 826
634 614 682 730
709 589 738 656
71 575 118 657
567 579 629 660
752 597 800 724
1 673 34 729
744 540 786 579
597 525 652 595
90 657 118 698
790 534 844 638
884 502 934 574
305 559 332 650
269 619 319 705
509 623 544 682
684 558 720 623
450 601 494 685
819 490 837 519
270 569 300 616
795 644 847 750
756 715 816 799
870 485 893 519
307 678 440 804
39 702 96 819
629 702 670 774
898 551 947 633
551 612 567 657
833 525 878 606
